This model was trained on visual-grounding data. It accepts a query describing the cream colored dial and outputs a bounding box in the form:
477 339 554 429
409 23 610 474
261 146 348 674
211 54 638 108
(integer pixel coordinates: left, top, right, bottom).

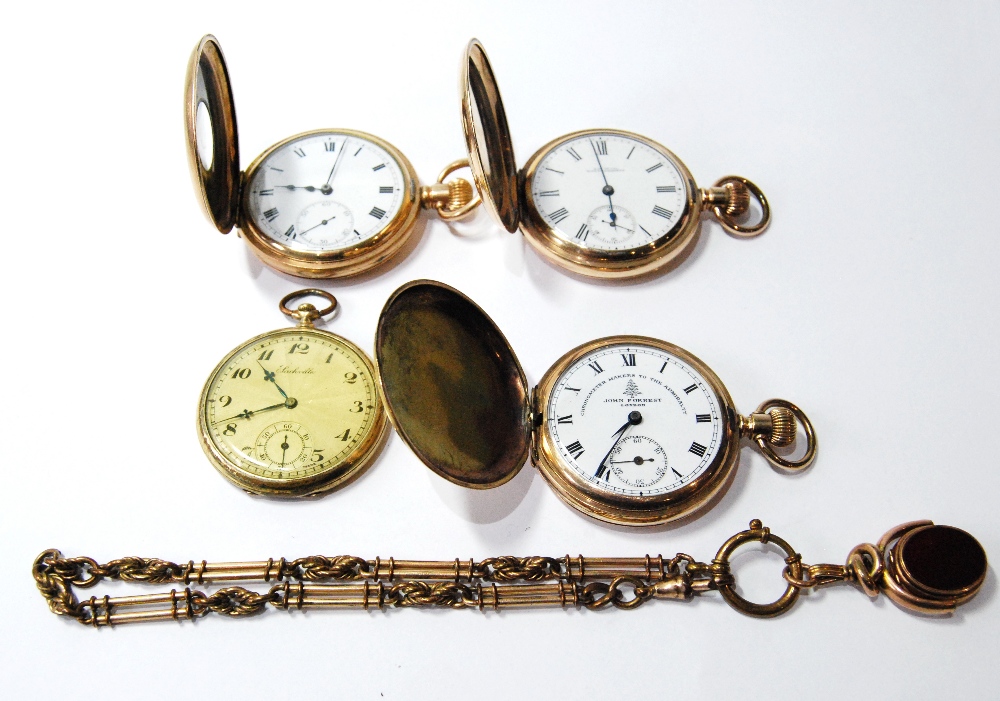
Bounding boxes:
200 328 381 494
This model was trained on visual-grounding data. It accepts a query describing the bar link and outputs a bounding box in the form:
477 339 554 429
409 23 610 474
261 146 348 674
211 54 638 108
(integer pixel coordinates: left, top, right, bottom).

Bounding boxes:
33 518 986 625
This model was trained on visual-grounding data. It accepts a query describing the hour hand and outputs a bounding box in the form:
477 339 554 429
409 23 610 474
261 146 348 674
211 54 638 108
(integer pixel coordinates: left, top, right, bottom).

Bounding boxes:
257 361 289 399
275 184 333 195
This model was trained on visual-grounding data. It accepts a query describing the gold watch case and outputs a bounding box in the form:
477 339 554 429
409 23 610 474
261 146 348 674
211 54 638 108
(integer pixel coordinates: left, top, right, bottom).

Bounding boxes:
374 280 816 526
184 35 479 280
460 39 771 280
197 290 388 497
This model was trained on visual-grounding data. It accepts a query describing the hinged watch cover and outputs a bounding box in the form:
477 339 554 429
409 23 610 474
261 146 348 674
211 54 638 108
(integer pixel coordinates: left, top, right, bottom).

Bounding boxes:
375 280 530 489
184 34 240 235
461 39 519 233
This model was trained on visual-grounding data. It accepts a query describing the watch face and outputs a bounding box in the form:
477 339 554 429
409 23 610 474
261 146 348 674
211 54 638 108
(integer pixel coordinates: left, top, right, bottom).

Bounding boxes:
245 131 407 254
528 132 689 252
201 328 382 492
545 341 725 498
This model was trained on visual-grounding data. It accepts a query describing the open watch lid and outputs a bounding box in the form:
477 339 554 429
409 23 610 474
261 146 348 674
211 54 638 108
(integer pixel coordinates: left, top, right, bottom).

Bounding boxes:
375 280 530 489
461 39 520 234
184 34 240 234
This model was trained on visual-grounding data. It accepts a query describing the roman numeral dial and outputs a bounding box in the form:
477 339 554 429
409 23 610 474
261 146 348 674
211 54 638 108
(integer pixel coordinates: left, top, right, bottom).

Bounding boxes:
528 132 688 255
246 131 407 255
544 341 723 502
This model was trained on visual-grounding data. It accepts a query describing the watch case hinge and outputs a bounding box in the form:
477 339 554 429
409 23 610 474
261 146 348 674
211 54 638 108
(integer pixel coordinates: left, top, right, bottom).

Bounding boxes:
529 385 542 464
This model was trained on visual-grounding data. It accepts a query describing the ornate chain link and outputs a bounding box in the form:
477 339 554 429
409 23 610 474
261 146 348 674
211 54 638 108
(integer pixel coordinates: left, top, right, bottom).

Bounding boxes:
34 520 984 626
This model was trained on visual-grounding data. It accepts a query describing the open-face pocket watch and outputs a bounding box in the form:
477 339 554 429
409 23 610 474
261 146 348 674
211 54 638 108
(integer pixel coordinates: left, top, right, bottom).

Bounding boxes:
198 290 387 496
184 35 480 279
374 280 816 526
460 39 771 279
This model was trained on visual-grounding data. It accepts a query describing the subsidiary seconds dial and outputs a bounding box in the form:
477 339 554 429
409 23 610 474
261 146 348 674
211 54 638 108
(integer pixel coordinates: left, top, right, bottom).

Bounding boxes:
530 133 688 252
546 342 722 498
246 132 405 253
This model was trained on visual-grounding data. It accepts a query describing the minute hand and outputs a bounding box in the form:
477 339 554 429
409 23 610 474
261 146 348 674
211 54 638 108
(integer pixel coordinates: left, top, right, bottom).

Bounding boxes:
594 411 642 479
590 138 617 222
214 399 292 425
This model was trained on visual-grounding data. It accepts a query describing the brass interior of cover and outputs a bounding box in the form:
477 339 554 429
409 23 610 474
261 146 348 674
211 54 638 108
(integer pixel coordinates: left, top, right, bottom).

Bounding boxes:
184 35 240 234
375 280 529 488
461 39 520 233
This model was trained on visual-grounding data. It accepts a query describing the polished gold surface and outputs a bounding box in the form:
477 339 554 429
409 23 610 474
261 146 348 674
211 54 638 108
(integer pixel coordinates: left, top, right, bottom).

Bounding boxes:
706 176 771 237
374 280 529 489
197 290 388 497
743 399 817 470
532 335 740 526
876 521 988 614
373 282 816 525
184 35 240 235
461 38 520 233
238 128 422 279
419 158 481 220
519 129 701 279
34 519 985 625
458 39 772 278
186 34 480 279
533 336 816 525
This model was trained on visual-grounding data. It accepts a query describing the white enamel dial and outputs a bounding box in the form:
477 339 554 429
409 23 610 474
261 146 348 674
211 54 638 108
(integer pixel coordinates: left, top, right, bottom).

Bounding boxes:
546 342 723 497
246 132 406 253
529 132 688 252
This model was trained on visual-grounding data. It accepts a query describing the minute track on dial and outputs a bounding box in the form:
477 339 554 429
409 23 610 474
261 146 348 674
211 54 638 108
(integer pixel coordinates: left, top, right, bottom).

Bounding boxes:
530 133 687 253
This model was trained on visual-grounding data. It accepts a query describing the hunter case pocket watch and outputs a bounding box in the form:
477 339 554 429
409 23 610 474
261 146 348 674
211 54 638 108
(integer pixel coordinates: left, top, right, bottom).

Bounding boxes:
461 39 770 279
198 289 388 497
375 280 816 526
184 35 479 279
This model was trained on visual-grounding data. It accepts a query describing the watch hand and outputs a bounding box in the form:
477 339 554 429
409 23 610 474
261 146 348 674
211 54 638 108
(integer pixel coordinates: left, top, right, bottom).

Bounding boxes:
590 138 617 220
213 397 298 425
280 435 289 466
594 411 642 479
601 219 633 234
610 456 655 465
257 361 289 399
297 217 338 236
275 183 335 196
325 137 349 187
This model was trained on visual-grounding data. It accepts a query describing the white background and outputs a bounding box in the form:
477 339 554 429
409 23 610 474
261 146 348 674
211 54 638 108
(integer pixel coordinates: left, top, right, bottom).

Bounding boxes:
2 1 998 697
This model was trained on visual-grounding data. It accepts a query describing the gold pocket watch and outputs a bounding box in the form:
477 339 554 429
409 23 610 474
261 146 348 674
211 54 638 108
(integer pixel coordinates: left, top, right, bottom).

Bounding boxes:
198 290 388 497
374 280 816 526
460 39 770 279
184 35 480 279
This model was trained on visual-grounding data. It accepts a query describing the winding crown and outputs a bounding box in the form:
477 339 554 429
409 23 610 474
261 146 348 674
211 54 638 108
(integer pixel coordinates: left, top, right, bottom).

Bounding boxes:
767 407 796 447
723 181 751 217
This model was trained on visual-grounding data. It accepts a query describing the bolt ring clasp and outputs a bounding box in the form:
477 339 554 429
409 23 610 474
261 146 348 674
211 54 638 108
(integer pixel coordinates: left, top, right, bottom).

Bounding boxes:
712 175 770 237
715 520 802 617
434 158 481 221
754 398 817 471
279 289 338 327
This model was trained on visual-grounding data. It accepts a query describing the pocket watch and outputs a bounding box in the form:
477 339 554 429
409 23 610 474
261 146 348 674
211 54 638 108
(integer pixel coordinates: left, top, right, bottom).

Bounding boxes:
374 280 816 526
184 35 480 279
460 39 770 279
198 289 388 497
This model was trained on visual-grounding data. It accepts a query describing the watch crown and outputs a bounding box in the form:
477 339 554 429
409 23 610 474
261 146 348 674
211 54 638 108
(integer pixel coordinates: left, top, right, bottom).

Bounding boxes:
767 407 796 447
741 407 797 447
448 177 475 211
723 181 750 217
